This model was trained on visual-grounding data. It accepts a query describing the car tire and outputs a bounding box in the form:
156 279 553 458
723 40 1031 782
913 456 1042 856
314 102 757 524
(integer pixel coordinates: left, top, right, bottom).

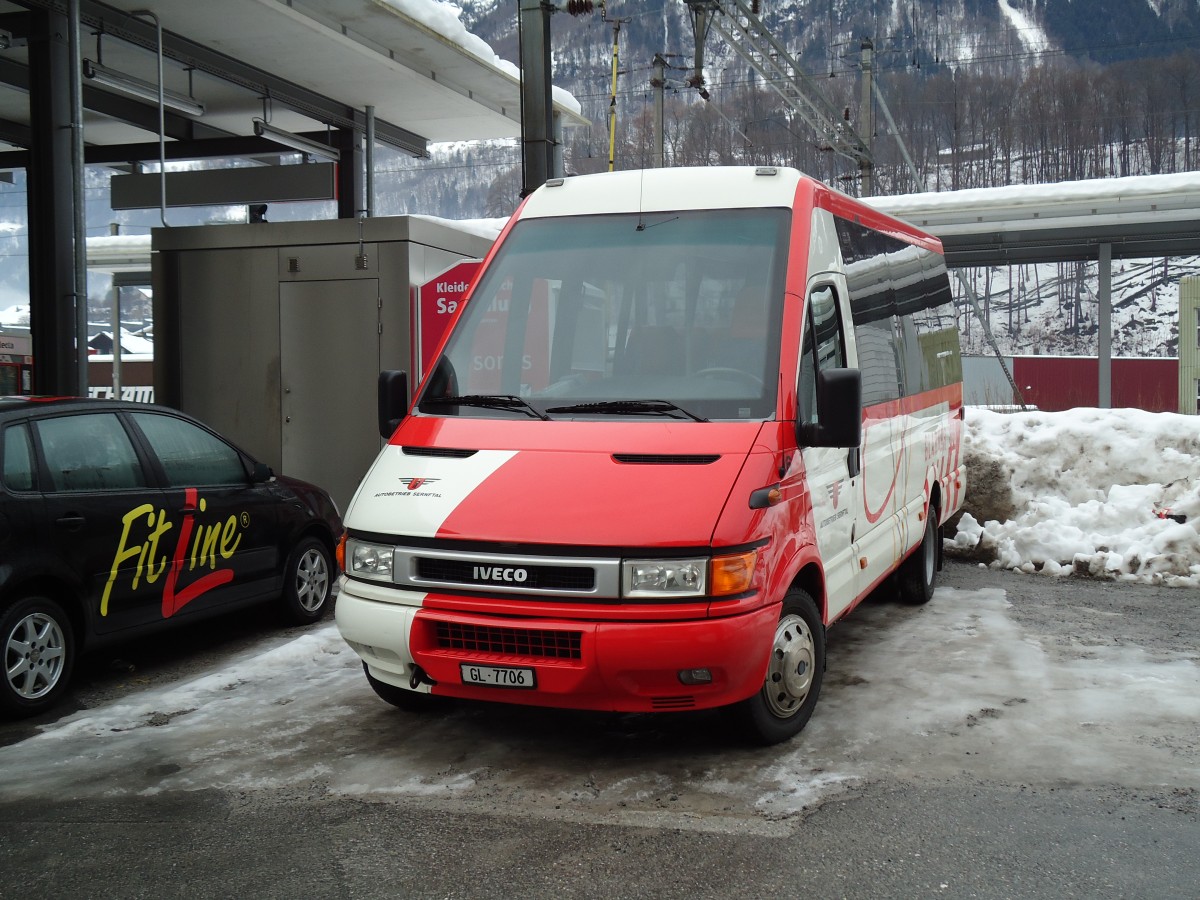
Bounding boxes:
0 595 75 719
732 590 825 745
280 535 334 624
898 512 939 605
363 663 447 713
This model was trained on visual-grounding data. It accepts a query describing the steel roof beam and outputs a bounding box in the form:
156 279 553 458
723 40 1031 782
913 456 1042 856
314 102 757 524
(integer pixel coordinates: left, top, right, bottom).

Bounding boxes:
0 114 31 148
942 221 1200 267
0 55 231 143
13 0 429 156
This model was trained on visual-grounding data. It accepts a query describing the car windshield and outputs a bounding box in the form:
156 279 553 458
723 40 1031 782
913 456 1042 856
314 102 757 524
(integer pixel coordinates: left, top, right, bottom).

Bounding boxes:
418 208 790 422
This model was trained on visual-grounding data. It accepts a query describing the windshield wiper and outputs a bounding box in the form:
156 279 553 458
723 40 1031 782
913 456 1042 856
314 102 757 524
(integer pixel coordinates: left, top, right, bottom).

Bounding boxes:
544 399 708 422
422 394 550 421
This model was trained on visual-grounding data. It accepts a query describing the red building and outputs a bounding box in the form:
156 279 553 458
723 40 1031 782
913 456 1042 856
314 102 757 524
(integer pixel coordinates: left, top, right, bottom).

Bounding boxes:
1010 356 1177 412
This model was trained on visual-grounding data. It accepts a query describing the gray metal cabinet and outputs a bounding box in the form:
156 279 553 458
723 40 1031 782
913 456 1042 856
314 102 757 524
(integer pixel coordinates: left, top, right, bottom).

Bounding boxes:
153 216 494 509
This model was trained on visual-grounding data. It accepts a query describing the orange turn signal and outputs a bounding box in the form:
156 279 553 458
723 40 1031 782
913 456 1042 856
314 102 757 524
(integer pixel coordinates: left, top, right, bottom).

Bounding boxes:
710 550 758 596
336 532 346 572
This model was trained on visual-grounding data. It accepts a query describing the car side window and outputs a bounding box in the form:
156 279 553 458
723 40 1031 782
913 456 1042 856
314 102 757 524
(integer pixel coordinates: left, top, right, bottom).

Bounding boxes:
2 423 36 492
132 412 247 487
37 413 147 492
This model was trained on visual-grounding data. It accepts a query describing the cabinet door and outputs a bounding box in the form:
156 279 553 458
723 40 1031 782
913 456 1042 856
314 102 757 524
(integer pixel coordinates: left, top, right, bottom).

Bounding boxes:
280 279 381 511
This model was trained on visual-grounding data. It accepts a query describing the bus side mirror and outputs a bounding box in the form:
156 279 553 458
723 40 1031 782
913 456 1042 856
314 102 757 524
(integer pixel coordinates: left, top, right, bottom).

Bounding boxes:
798 368 862 448
378 370 409 439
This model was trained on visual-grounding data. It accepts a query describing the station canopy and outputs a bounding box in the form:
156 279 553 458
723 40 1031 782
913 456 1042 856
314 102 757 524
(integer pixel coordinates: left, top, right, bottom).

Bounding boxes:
0 0 585 163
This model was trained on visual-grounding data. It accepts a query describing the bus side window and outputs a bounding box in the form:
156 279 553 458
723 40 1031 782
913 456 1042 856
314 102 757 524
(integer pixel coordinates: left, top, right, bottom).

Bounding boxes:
799 285 847 426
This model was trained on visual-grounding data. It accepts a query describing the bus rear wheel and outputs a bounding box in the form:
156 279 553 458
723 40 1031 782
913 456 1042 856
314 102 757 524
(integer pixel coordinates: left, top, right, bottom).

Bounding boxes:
733 590 825 745
899 513 939 605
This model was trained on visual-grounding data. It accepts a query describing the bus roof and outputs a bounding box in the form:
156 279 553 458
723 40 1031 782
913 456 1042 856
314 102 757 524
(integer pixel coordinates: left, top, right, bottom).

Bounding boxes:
517 166 943 253
519 166 808 218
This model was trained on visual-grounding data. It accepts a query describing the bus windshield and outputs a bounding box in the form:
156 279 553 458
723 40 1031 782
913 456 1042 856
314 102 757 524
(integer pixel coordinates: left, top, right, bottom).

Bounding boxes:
419 208 790 422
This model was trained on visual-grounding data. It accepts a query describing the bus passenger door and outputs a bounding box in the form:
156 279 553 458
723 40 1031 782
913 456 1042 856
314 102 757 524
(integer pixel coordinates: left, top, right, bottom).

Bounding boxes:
797 284 858 621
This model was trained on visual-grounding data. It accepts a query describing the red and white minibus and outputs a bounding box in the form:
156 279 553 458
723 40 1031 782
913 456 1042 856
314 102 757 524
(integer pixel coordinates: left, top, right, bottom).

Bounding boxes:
335 166 964 744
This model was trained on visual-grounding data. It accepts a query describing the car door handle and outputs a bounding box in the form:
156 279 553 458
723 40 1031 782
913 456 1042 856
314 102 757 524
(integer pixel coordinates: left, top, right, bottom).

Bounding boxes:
55 514 86 530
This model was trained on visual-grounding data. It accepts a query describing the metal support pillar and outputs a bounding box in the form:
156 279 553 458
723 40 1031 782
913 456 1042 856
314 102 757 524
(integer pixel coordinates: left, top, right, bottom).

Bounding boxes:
333 126 364 218
606 17 623 172
519 0 554 195
110 282 122 397
69 0 87 393
365 105 375 217
859 39 874 197
552 111 564 178
1098 243 1112 408
652 54 665 168
27 8 80 395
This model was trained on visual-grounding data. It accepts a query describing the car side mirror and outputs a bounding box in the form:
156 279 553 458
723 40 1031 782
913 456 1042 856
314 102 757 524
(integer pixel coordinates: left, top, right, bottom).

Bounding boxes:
251 461 273 483
797 368 862 448
378 369 409 439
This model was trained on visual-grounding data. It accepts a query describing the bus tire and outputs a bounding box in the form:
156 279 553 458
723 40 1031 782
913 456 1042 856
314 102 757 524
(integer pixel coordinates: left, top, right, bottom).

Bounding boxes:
733 590 825 745
899 513 938 605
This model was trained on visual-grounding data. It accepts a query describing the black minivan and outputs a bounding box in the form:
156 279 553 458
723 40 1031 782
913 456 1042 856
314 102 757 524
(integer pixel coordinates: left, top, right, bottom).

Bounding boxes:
0 397 343 718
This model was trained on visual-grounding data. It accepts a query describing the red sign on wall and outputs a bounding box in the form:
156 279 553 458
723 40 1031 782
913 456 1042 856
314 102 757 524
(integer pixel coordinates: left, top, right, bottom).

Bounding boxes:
415 260 482 382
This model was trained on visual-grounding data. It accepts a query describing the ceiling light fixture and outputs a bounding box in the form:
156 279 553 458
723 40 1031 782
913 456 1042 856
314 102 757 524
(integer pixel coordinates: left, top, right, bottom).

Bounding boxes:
253 119 340 163
83 59 205 117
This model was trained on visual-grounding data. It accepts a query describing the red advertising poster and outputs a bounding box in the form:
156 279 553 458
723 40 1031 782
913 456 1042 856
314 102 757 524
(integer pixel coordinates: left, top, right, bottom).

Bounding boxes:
416 260 482 381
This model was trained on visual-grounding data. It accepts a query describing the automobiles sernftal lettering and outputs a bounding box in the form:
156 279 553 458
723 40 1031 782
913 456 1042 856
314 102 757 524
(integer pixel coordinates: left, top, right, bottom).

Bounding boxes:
102 488 246 618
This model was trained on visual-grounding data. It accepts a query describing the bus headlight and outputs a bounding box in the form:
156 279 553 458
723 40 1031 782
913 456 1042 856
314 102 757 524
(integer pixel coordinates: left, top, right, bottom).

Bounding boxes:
622 558 706 598
347 539 396 582
621 551 759 599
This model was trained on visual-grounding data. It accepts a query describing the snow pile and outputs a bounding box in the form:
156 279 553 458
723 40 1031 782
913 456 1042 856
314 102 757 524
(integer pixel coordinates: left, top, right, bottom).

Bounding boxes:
380 0 582 115
950 407 1200 585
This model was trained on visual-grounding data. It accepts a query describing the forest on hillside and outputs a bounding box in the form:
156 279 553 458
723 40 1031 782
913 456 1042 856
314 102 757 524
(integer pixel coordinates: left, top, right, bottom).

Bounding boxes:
559 50 1200 197
414 49 1200 218
448 0 1200 205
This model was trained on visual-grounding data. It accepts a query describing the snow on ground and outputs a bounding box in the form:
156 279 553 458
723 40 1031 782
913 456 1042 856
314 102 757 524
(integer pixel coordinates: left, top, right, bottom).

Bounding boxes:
0 585 1195 820
950 406 1200 585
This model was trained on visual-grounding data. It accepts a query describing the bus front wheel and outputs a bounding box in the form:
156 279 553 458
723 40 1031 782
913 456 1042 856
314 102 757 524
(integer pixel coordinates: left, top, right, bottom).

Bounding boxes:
733 590 825 745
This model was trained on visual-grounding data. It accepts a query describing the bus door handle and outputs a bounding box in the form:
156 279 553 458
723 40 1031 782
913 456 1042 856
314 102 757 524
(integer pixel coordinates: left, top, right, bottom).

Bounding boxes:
847 447 861 479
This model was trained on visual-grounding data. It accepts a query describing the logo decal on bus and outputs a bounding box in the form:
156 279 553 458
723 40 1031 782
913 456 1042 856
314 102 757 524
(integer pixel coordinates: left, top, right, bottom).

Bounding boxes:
473 566 529 583
401 477 439 491
374 476 444 499
826 479 843 509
